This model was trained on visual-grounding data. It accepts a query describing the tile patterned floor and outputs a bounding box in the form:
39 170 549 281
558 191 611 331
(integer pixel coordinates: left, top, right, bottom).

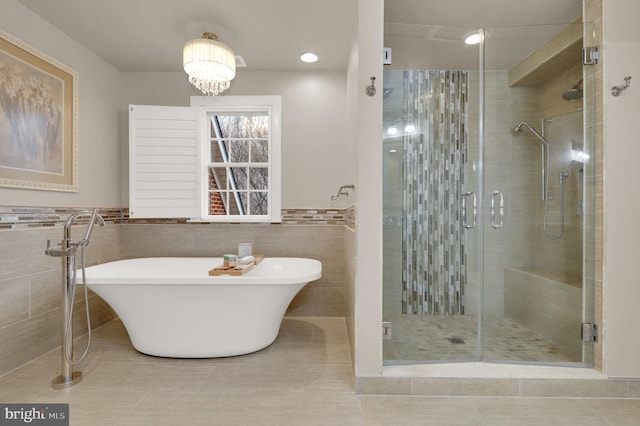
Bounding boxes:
1 317 639 425
383 315 579 363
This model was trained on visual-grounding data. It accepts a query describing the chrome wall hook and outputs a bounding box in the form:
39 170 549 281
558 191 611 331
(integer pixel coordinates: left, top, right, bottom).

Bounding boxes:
611 76 632 97
366 76 376 96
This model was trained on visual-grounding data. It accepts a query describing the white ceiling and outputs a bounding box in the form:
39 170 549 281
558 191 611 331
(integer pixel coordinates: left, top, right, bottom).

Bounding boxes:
17 0 582 72
385 0 582 28
17 0 357 72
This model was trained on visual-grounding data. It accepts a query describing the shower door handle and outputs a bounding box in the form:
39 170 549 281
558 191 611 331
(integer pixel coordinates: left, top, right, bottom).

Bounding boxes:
462 191 477 229
490 191 504 229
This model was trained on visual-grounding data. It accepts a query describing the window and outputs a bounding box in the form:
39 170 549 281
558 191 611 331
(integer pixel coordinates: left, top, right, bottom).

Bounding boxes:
208 113 270 216
129 96 281 222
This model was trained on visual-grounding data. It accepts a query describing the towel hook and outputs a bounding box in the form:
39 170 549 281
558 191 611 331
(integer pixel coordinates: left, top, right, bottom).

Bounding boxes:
611 76 632 97
366 76 376 96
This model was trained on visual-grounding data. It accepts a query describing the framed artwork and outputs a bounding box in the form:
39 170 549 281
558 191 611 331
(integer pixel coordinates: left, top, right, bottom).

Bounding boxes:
0 29 78 192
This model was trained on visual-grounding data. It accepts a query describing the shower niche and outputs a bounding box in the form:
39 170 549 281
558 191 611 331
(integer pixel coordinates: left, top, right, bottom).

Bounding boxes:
382 21 596 366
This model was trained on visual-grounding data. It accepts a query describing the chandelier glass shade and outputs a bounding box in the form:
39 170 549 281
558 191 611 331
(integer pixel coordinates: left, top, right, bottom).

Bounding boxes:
183 32 236 96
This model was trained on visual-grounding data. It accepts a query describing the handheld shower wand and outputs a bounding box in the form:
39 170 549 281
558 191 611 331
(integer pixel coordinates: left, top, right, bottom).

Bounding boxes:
512 121 565 240
81 208 105 246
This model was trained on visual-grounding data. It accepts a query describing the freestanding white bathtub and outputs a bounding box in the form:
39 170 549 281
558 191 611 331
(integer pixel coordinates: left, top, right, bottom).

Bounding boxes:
81 257 321 358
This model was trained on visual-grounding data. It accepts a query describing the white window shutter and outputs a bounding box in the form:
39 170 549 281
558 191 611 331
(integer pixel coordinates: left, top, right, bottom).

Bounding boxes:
129 105 200 218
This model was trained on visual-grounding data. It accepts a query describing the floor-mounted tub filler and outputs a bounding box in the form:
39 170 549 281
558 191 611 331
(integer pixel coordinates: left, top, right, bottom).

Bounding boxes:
46 208 105 389
81 257 321 358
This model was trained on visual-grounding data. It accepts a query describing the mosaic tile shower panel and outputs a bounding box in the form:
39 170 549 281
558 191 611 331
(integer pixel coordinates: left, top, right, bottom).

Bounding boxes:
402 70 468 316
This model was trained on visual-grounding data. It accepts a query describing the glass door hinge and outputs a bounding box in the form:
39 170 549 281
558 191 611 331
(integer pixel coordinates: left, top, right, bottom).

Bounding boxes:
583 46 600 65
382 321 392 339
581 323 598 342
383 48 392 65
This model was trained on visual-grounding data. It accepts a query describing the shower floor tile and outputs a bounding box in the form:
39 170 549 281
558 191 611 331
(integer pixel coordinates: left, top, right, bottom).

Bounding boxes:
383 315 580 364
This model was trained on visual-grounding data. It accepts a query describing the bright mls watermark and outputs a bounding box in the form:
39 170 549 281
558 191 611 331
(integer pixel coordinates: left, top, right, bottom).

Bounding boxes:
0 404 68 425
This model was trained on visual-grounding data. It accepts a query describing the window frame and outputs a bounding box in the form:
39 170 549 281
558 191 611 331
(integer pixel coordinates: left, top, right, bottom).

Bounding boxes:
191 96 282 223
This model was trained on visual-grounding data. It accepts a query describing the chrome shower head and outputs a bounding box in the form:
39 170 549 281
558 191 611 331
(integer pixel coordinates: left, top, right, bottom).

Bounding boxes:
513 123 525 134
561 80 583 101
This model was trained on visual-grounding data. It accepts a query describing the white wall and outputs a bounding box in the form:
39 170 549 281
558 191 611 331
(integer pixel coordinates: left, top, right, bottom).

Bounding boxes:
0 0 122 208
120 70 350 209
228 71 351 209
353 0 384 376
603 0 640 378
0 1 350 211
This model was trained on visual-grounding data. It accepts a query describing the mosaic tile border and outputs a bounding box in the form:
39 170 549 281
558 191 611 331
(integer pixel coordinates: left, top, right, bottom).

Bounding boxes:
0 206 355 230
0 207 126 230
344 206 356 230
281 208 351 225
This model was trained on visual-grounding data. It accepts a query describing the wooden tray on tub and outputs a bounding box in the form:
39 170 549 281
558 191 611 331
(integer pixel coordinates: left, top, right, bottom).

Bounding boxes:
208 255 264 276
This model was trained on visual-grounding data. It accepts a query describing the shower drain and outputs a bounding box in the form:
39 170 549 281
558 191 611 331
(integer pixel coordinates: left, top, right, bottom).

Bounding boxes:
447 337 466 344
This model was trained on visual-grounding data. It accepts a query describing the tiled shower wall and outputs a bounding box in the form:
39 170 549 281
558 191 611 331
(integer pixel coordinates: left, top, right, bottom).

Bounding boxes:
0 207 350 376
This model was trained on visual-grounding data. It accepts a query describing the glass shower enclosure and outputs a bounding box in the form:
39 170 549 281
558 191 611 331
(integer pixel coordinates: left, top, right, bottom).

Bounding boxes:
382 21 596 365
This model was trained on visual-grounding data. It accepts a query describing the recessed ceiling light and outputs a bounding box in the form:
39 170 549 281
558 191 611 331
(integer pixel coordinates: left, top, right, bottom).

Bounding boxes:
464 33 482 45
300 52 318 63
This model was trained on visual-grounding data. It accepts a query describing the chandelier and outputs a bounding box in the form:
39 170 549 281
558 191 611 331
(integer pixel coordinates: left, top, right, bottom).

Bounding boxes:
183 32 236 96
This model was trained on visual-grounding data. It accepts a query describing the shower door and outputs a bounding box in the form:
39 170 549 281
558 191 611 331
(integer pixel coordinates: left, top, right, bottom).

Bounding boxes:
382 21 596 366
480 23 595 365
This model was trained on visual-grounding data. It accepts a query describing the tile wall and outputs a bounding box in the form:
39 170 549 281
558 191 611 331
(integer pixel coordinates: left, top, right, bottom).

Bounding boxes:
583 0 604 372
356 374 640 398
0 206 351 376
0 207 124 376
504 267 582 358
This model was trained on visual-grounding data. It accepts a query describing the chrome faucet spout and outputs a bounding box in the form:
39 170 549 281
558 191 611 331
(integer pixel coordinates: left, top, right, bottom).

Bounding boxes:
64 208 104 247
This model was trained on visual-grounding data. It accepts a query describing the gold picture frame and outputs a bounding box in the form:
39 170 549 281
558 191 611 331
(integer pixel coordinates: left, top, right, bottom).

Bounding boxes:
0 29 78 192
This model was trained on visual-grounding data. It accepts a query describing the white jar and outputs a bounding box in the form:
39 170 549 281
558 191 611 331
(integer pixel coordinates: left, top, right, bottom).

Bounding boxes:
238 243 253 257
